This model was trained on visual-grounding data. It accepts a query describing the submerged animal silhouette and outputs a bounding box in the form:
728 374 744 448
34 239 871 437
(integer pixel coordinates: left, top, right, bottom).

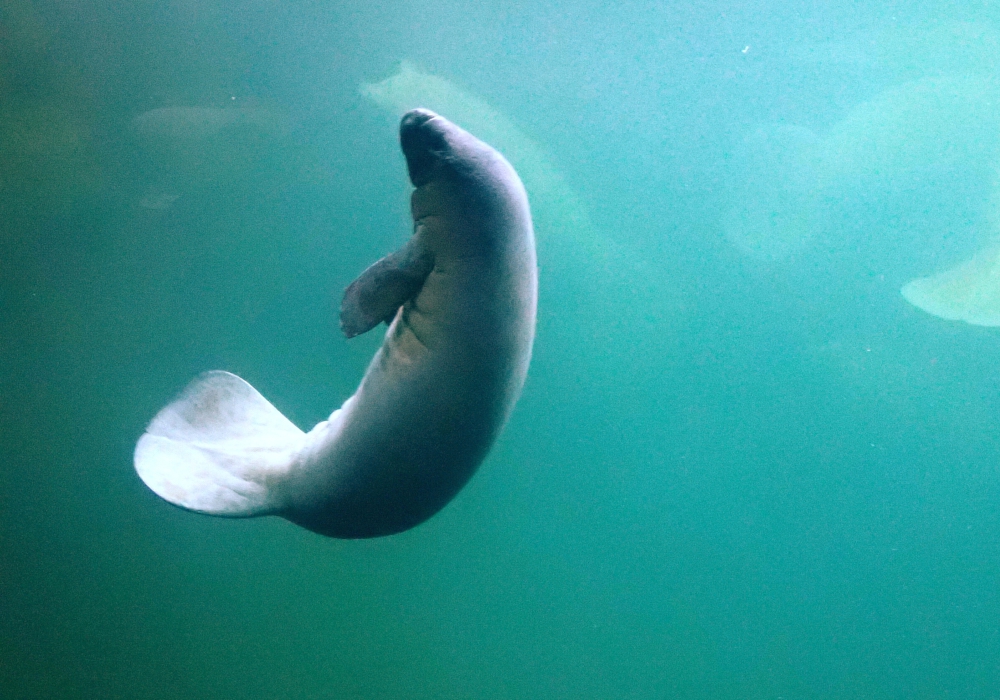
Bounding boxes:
134 109 538 538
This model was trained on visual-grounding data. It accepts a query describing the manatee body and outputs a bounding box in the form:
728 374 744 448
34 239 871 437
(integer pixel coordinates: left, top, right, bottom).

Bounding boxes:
134 109 537 538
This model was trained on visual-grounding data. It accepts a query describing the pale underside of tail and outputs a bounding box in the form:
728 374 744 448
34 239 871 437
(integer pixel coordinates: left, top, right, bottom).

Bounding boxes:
134 370 307 516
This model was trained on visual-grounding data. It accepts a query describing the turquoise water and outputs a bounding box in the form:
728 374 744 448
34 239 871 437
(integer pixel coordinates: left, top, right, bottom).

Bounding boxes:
5 1 1000 697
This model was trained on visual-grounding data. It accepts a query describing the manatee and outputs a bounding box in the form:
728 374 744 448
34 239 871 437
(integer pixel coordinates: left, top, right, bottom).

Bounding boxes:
132 106 282 141
133 109 538 538
723 76 1000 265
129 103 331 206
901 245 1000 326
820 76 1000 192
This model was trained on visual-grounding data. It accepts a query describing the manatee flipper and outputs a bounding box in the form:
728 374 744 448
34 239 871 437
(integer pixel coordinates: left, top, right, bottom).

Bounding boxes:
340 239 434 338
134 370 306 516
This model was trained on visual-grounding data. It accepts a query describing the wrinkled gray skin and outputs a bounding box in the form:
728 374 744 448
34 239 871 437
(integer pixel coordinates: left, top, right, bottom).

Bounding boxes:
285 109 537 537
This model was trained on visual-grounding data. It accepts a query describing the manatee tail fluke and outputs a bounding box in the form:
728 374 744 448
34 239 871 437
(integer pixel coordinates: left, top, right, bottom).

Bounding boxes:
134 370 306 517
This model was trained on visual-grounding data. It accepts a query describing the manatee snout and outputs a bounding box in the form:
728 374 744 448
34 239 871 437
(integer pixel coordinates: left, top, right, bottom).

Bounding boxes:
400 108 453 186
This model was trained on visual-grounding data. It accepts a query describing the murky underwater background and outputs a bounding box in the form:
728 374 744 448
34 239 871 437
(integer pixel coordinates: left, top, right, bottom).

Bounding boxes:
5 0 1000 697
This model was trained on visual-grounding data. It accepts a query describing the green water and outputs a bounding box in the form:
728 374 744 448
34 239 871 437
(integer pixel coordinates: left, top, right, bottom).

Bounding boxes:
5 1 1000 697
